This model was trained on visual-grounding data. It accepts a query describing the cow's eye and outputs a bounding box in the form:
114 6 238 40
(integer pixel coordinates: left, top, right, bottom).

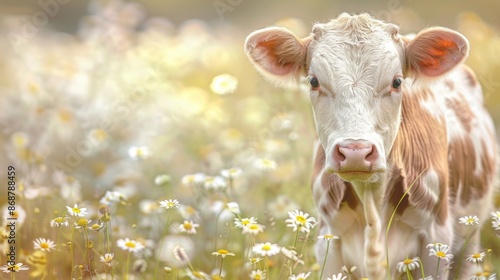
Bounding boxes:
392 77 403 89
309 76 319 88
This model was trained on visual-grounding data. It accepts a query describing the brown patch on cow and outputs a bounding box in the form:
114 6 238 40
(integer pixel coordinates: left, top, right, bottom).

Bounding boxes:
311 143 325 188
388 89 449 225
449 137 496 205
462 66 478 87
446 98 474 132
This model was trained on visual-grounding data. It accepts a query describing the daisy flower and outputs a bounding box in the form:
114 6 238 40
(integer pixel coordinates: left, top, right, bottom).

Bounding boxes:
242 223 265 235
185 269 208 279
33 238 56 252
159 199 180 209
396 257 420 272
234 217 257 228
289 272 311 280
254 158 277 171
128 146 152 160
466 252 486 263
0 263 29 273
179 220 200 234
89 222 104 231
252 242 280 257
154 174 171 185
459 215 480 226
220 167 242 179
249 269 266 280
100 253 114 263
326 273 347 280
74 218 91 229
248 257 263 265
211 249 235 258
66 204 87 217
203 176 226 190
285 210 317 233
181 173 205 186
429 243 453 262
50 216 69 227
210 74 238 95
117 238 145 253
226 202 240 214
492 219 500 230
490 211 500 221
318 234 340 241
99 191 124 206
281 247 304 264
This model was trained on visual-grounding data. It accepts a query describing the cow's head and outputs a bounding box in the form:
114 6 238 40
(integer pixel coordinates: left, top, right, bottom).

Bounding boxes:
245 13 468 183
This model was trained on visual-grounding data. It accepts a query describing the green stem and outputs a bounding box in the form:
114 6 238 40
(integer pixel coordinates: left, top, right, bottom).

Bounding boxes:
406 269 414 280
319 240 331 280
125 251 131 280
219 258 224 276
213 209 224 267
155 211 172 279
291 228 300 249
454 226 472 280
70 226 75 279
435 258 441 279
265 256 269 280
418 257 425 280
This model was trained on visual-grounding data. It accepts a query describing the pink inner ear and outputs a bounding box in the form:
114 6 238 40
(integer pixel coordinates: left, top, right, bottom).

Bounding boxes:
246 29 306 78
407 29 468 77
255 41 297 76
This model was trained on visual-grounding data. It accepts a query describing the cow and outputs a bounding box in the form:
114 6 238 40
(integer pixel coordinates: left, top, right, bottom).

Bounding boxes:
244 13 497 279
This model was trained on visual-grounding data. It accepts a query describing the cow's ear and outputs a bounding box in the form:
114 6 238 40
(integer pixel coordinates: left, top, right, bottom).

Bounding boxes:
405 27 469 77
245 27 311 86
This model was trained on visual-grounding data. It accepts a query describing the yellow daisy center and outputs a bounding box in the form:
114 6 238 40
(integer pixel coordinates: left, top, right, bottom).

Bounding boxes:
467 218 474 224
167 202 175 207
262 244 271 251
242 220 250 225
437 251 446 258
217 249 228 255
77 218 88 226
403 258 413 265
183 222 193 230
255 275 262 280
125 241 136 248
73 208 81 214
323 234 334 239
41 243 49 249
296 215 306 224
249 224 259 230
472 253 481 259
192 271 204 278
91 224 100 230
54 217 64 223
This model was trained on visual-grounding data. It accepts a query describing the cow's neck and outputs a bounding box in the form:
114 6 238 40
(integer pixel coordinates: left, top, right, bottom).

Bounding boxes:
351 178 388 279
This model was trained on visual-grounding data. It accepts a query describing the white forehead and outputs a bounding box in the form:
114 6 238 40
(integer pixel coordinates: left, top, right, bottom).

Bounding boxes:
307 14 404 92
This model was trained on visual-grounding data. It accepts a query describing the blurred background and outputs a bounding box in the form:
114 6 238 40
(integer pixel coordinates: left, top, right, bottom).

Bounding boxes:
0 0 500 278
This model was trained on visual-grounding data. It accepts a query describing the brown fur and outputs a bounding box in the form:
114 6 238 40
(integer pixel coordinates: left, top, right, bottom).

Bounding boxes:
388 86 449 225
446 98 474 132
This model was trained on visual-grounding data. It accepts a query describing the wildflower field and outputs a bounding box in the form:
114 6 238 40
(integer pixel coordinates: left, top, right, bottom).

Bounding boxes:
1 0 500 279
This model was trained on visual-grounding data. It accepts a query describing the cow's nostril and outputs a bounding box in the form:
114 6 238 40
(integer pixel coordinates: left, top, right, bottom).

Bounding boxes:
365 145 378 163
333 144 347 162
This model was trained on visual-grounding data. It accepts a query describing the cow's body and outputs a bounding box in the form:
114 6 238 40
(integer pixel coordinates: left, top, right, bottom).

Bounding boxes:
312 65 497 279
245 13 497 279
